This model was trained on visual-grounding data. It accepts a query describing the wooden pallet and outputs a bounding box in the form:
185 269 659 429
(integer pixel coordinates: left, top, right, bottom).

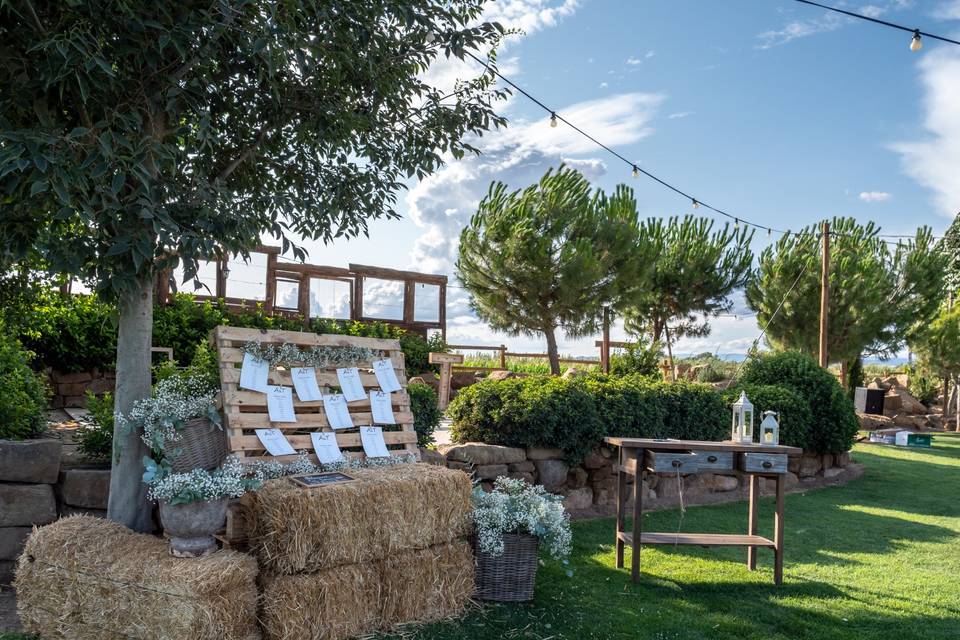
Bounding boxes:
212 325 420 463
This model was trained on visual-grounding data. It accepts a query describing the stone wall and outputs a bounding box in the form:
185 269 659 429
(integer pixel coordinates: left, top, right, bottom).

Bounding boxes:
47 369 115 409
429 442 854 513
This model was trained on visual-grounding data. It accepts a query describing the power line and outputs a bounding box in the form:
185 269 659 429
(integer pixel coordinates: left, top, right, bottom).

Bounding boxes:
792 0 960 48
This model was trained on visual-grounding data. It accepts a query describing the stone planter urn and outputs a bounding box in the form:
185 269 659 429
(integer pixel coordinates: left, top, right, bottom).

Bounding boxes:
158 498 228 558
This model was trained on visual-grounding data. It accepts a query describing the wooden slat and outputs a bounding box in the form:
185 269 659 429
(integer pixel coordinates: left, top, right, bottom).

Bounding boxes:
348 263 448 285
220 370 409 401
237 449 412 465
617 531 776 548
230 430 416 451
214 326 401 351
605 438 802 456
225 411 415 429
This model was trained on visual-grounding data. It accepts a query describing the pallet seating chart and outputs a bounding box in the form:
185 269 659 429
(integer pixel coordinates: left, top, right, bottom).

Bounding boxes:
213 325 419 463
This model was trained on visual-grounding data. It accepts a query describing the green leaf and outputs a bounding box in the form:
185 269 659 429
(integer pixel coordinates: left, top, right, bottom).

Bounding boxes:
30 180 48 196
111 172 125 194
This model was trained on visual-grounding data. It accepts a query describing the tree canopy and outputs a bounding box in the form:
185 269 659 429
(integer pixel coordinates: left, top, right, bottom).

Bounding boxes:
456 165 644 374
912 305 960 382
746 217 945 366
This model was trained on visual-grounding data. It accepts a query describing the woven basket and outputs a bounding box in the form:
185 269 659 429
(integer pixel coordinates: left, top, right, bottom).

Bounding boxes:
474 533 539 602
168 417 228 473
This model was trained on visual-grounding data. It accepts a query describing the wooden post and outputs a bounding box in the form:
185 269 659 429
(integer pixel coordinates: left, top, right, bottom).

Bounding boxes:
747 474 760 570
631 448 644 583
264 252 277 313
429 352 464 410
818 221 830 368
601 306 611 374
216 258 228 299
774 473 785 585
499 345 507 369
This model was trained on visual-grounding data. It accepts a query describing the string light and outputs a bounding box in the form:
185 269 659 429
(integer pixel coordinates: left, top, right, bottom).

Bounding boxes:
632 165 639 178
793 1 960 49
910 29 922 52
734 218 740 230
549 112 558 128
691 199 700 210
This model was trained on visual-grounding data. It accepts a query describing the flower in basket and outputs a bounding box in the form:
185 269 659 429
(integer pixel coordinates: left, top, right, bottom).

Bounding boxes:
472 476 572 560
120 375 221 456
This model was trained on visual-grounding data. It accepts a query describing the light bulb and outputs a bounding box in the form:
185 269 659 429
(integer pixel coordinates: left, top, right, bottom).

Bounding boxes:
910 30 922 52
632 165 639 178
767 228 772 237
734 218 740 229
691 199 700 209
549 112 558 128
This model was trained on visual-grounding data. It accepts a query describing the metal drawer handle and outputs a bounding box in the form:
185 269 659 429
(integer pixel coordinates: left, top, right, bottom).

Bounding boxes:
762 461 773 469
671 459 683 468
707 455 718 463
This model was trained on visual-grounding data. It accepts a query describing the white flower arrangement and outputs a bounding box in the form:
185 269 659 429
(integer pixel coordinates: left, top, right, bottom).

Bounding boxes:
118 376 220 456
472 477 572 560
146 456 261 505
248 450 417 481
242 341 377 369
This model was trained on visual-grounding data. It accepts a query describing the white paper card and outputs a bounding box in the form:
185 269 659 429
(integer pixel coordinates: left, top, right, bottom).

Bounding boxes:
255 428 297 456
373 359 402 393
310 432 345 464
239 353 270 393
360 426 390 458
266 385 297 423
321 394 354 430
336 367 367 402
291 367 323 402
370 390 395 424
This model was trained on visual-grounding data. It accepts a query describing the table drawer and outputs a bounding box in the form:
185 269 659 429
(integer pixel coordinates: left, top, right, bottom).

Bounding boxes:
694 451 734 472
741 453 788 474
645 451 699 474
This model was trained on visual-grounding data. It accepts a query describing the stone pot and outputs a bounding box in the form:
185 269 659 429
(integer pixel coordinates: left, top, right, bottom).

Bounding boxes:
158 498 228 558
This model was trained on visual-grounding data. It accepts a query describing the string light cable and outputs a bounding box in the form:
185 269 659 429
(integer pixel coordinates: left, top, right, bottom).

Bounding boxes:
792 0 960 50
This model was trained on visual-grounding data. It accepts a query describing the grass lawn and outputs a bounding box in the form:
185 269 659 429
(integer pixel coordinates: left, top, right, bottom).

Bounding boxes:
3 435 958 640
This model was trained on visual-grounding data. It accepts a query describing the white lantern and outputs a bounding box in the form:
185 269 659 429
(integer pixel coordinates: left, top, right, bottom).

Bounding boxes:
731 391 754 443
760 411 780 445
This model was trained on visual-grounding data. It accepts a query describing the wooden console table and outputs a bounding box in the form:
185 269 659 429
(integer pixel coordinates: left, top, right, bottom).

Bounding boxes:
604 437 802 585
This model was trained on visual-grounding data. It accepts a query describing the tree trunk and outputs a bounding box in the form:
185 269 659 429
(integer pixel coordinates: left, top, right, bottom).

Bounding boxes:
107 276 155 532
544 327 561 376
664 323 676 382
943 377 951 417
839 360 848 389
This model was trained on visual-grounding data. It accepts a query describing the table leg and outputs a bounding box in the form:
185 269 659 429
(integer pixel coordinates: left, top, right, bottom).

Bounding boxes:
747 473 760 570
774 472 785 585
631 448 644 583
615 448 626 569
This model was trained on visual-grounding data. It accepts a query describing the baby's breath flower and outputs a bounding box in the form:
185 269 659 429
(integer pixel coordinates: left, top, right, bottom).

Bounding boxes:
472 477 572 560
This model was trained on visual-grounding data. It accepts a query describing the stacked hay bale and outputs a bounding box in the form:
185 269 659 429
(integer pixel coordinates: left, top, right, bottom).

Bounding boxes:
248 463 474 640
15 515 260 640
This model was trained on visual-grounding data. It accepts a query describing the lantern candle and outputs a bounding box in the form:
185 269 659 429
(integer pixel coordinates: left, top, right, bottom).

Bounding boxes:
760 411 780 446
731 391 754 444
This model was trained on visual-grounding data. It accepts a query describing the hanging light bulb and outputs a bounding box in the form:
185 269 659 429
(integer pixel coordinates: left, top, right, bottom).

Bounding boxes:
910 29 922 52
549 112 558 128
767 228 772 237
632 165 639 178
734 218 740 229
691 199 700 209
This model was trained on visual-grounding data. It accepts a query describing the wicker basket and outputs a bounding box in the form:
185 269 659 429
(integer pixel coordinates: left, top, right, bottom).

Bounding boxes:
168 417 228 473
474 533 539 602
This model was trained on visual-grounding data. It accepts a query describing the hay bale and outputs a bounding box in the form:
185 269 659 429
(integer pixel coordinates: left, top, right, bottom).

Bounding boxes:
259 540 474 640
15 515 260 640
248 463 471 574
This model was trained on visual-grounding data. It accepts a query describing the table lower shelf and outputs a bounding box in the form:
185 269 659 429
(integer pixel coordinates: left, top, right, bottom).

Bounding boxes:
617 531 776 548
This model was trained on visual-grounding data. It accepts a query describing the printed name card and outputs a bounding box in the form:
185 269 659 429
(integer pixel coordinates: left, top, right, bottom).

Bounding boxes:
239 353 270 393
321 394 354 430
372 359 402 393
291 367 323 402
336 367 367 402
310 432 345 464
360 426 390 458
266 385 297 423
255 428 297 456
369 390 395 424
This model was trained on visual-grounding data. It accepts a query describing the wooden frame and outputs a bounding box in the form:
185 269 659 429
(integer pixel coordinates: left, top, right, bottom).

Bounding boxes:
605 437 802 585
288 471 356 488
212 325 420 463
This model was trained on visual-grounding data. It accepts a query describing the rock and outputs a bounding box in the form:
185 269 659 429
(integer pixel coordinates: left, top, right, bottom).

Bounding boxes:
582 450 608 470
0 438 62 484
58 468 111 509
562 487 594 510
473 464 509 480
560 367 589 380
0 527 31 560
526 446 565 460
486 370 516 381
821 453 834 470
889 389 927 415
534 459 569 491
858 413 894 430
450 371 481 390
408 376 427 385
0 484 57 526
507 472 535 484
0 560 14 586
788 456 801 474
924 414 944 430
566 467 588 489
785 472 800 489
479 481 493 493
798 455 822 478
446 460 472 473
53 370 93 384
442 442 526 465
883 393 902 411
86 377 115 395
508 460 535 473
599 447 612 458
823 467 845 479
59 506 107 518
418 447 446 466
834 452 851 467
892 413 925 429
711 474 739 492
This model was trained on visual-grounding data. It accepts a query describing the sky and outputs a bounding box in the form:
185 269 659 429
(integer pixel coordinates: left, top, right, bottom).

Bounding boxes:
233 0 960 360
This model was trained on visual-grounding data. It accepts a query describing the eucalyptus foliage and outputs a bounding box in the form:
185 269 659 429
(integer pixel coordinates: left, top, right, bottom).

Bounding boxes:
456 165 643 375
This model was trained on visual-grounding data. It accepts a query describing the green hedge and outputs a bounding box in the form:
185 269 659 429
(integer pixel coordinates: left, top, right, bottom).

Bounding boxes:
721 383 812 451
448 374 727 463
0 328 49 440
408 382 442 447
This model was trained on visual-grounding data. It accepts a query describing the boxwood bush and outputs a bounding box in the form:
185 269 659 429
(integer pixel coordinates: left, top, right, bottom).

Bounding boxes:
0 328 49 440
408 382 442 446
448 374 726 463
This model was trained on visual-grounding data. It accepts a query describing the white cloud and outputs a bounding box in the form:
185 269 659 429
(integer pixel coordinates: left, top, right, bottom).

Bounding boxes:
757 1 914 49
892 44 960 216
626 56 643 65
668 111 694 119
859 191 892 202
599 81 608 89
645 50 656 59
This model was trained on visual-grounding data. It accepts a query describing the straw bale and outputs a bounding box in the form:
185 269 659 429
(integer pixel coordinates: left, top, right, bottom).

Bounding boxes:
259 540 474 640
15 515 260 640
248 463 471 574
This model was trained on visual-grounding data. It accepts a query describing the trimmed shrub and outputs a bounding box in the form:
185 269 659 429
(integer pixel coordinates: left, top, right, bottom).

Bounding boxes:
408 382 442 446
738 350 857 453
0 329 49 440
722 383 812 450
76 391 114 461
608 343 660 377
17 291 116 373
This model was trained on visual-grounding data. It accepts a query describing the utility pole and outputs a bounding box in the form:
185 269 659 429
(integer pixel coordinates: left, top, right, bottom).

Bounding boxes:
818 221 830 368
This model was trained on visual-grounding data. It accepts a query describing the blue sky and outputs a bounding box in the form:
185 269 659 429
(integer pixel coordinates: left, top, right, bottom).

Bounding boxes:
280 0 960 359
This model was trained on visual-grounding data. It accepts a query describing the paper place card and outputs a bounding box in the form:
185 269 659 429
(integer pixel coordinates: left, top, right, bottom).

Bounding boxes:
255 428 297 456
239 352 270 393
372 359 402 393
291 367 323 402
310 432 345 464
321 394 354 430
336 367 367 402
360 426 390 458
370 390 395 424
266 385 297 423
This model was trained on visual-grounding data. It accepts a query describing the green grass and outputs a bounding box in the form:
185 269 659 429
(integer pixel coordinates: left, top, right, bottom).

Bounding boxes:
459 353 600 375
4 436 958 640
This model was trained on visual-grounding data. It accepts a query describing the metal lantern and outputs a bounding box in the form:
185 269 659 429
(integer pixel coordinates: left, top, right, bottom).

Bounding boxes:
731 391 754 443
760 410 780 445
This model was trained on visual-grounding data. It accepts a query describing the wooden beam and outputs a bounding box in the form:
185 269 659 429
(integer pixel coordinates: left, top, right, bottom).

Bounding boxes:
348 263 448 285
264 252 277 313
403 280 416 324
297 274 310 318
